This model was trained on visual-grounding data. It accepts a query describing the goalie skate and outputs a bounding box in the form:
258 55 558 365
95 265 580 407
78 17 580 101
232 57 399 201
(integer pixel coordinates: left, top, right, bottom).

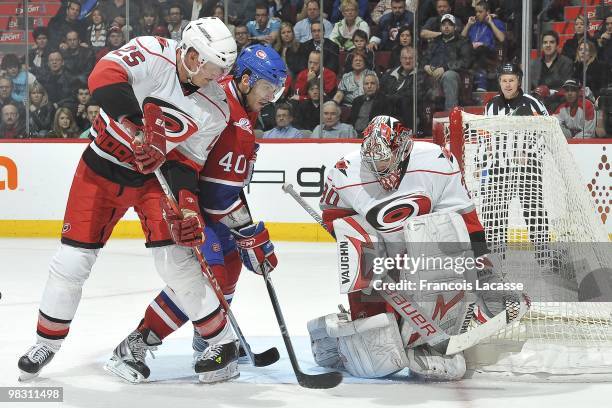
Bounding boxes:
104 329 161 384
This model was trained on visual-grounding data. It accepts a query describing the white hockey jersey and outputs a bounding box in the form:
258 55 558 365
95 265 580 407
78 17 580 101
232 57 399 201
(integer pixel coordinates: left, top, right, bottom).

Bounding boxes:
320 141 476 235
89 36 229 171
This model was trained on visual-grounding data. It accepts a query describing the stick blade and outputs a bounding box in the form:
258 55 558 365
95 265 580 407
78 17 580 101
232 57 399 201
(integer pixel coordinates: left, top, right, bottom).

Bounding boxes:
297 370 343 389
253 347 280 367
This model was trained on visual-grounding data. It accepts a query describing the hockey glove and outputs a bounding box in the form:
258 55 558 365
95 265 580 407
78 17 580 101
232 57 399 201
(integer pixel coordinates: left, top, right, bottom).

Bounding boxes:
234 222 278 275
160 190 205 247
126 103 166 174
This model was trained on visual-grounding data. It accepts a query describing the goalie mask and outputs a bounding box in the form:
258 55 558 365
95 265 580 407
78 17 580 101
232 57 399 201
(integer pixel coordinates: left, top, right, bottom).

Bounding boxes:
361 115 414 191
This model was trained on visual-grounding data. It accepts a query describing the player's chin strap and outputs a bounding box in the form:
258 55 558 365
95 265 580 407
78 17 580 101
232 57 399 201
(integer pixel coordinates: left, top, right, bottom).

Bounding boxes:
179 47 204 86
281 182 530 356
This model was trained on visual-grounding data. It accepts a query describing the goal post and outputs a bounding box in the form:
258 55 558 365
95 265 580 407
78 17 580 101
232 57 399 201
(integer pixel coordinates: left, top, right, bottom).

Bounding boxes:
442 107 612 376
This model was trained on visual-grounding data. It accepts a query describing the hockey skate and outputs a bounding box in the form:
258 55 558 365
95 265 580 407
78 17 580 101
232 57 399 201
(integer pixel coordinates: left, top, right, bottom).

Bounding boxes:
192 330 248 366
18 343 57 381
104 329 161 384
194 341 239 383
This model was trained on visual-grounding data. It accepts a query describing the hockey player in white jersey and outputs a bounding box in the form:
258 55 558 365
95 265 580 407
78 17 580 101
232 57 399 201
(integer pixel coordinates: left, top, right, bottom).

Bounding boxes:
17 18 240 384
308 115 529 380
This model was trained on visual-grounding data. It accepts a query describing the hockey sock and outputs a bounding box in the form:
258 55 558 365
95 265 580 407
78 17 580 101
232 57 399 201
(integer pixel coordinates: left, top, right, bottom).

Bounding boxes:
139 287 189 340
36 310 69 351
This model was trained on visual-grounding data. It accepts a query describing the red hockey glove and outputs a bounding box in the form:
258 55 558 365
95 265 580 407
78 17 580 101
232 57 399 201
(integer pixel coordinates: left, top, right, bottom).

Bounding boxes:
160 190 205 247
233 222 278 275
125 103 166 174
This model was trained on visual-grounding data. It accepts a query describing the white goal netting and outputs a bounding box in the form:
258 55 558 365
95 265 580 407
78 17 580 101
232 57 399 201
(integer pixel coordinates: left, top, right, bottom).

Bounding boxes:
444 109 612 376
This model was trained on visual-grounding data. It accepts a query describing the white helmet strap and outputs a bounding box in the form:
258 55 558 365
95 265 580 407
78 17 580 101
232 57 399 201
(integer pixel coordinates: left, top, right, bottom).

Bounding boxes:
180 46 204 85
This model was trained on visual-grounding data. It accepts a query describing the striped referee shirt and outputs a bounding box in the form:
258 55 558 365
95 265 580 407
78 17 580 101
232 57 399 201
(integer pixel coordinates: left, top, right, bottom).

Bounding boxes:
484 90 549 116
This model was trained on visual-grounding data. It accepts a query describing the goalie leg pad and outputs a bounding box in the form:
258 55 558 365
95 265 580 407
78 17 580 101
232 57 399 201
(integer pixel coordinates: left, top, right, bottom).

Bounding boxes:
406 345 466 381
335 313 409 378
306 314 345 369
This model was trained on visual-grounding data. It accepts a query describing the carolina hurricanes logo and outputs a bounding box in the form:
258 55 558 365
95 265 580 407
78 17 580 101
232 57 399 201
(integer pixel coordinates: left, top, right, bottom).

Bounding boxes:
143 97 198 143
62 223 71 233
233 118 253 133
255 49 267 59
366 194 432 232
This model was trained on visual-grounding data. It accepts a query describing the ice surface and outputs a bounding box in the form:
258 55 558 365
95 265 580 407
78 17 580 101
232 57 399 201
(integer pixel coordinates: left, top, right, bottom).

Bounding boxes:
1 239 611 408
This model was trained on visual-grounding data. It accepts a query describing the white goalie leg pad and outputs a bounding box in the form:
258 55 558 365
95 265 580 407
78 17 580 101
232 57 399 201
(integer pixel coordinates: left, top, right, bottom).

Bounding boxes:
40 244 99 320
406 345 466 381
306 313 347 369
333 313 409 378
152 245 221 323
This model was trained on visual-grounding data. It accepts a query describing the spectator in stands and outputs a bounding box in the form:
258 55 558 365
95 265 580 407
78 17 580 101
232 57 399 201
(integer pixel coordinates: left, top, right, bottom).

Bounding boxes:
333 51 377 106
275 22 302 78
372 0 418 25
292 79 324 130
343 29 375 73
330 0 370 24
86 8 109 52
27 82 55 138
330 0 370 51
562 15 596 62
596 14 612 66
29 27 51 78
234 25 253 54
101 0 140 27
136 5 171 38
530 30 573 91
420 0 464 41
48 107 81 138
422 15 472 111
262 103 305 138
389 25 413 70
368 0 414 51
68 83 92 131
0 104 25 139
350 72 398 134
380 46 419 129
167 3 189 42
79 102 101 139
96 26 126 62
297 21 340 74
213 5 235 36
226 0 259 26
189 0 218 20
48 0 88 50
554 79 595 139
312 101 357 138
461 1 505 91
247 3 281 46
38 52 74 107
294 0 333 43
0 78 25 120
292 50 337 101
0 54 35 104
573 40 608 99
61 30 96 83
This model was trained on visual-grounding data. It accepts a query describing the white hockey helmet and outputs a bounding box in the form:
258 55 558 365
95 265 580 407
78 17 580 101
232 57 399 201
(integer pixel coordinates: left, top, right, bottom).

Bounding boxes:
179 17 237 79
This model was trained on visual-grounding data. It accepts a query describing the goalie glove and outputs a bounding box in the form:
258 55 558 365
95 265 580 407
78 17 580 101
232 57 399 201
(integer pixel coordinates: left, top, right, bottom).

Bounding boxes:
160 190 205 247
233 221 278 275
125 103 166 174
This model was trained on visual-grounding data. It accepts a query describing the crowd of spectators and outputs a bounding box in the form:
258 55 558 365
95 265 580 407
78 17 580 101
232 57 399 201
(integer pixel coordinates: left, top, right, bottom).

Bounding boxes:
1 0 611 139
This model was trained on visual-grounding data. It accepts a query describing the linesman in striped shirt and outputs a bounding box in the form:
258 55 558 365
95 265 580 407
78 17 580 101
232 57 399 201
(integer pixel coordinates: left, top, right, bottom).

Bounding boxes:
481 63 560 272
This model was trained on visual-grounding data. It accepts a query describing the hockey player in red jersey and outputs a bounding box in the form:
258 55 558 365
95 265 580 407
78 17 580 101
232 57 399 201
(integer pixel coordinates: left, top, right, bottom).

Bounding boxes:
105 44 288 383
17 18 239 383
306 115 529 381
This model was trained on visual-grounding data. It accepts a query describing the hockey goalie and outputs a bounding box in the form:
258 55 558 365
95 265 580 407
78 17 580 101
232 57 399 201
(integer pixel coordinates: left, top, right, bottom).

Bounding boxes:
307 115 530 380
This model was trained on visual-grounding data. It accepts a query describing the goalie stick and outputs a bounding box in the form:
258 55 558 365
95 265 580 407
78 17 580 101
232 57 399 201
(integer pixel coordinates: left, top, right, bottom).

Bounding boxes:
144 105 278 368
282 182 528 355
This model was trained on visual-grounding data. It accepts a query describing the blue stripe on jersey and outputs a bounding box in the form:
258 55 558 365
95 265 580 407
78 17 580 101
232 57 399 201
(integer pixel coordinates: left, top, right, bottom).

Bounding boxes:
198 180 243 213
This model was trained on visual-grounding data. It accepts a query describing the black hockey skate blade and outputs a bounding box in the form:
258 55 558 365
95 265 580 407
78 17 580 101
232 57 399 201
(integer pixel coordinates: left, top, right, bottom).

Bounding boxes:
297 370 343 389
253 347 280 367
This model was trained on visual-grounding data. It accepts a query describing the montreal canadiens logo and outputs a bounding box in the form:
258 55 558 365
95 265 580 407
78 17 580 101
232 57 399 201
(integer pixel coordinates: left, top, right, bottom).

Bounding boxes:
365 194 432 232
143 97 198 143
255 49 267 59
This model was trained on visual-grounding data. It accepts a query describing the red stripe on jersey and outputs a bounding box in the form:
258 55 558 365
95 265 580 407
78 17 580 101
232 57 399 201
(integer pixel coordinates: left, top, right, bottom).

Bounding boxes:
166 149 202 172
196 90 227 121
322 208 357 234
332 169 461 191
135 38 176 66
461 209 485 234
88 59 129 93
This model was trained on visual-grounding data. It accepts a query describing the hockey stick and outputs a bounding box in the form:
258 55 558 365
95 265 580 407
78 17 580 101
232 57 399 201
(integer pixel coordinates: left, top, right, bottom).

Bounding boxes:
282 182 528 355
153 167 279 367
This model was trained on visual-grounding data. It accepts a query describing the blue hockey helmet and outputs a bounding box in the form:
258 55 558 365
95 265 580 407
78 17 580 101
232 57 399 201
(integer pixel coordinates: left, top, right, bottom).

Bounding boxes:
233 44 287 102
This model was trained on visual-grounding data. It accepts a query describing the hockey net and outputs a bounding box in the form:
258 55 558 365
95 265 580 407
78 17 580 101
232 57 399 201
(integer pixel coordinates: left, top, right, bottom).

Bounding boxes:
441 108 612 376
